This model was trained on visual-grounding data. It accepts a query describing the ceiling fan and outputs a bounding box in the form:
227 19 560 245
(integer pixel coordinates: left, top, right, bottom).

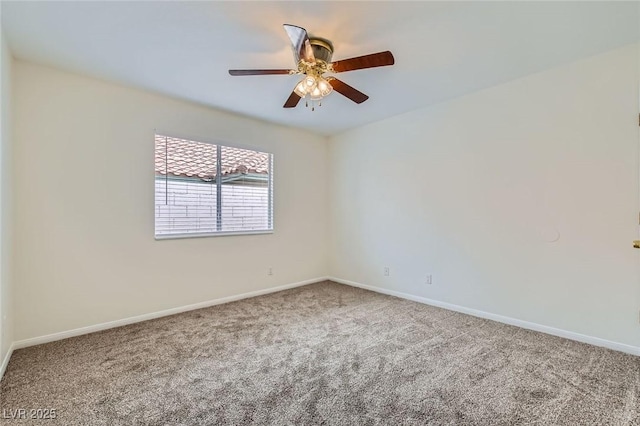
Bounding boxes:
229 24 395 110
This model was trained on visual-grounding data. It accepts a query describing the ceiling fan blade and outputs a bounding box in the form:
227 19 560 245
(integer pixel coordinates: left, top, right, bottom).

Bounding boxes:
229 69 292 76
283 91 302 108
328 78 369 104
283 24 316 64
331 51 395 73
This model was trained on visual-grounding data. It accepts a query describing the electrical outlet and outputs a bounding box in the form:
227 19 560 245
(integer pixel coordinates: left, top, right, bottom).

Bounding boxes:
268 267 273 276
384 267 390 277
426 274 433 285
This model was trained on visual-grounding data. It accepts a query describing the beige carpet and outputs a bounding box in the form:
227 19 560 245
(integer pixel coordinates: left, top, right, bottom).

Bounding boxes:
1 281 639 425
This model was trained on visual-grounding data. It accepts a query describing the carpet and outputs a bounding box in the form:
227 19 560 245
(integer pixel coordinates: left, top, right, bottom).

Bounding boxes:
1 281 639 425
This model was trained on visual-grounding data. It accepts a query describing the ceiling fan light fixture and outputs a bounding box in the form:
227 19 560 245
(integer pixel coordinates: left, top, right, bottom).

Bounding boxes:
294 79 308 97
317 78 332 96
310 86 323 101
295 75 333 101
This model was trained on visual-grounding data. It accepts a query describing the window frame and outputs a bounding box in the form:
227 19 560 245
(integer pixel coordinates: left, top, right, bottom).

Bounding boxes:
153 132 274 240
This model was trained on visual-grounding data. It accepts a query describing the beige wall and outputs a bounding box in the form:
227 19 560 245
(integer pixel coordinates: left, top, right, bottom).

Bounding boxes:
1 34 14 366
329 44 640 348
12 61 329 341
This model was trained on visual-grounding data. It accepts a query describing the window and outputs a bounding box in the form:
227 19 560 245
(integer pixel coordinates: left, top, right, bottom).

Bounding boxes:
154 134 273 238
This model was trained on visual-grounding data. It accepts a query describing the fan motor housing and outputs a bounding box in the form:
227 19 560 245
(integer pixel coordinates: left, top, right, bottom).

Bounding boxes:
309 38 333 63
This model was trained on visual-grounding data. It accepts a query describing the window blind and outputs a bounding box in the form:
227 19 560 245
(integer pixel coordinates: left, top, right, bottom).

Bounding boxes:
154 134 273 238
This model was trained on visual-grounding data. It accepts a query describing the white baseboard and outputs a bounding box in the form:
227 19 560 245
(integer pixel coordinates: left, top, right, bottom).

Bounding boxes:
5 275 637 379
329 276 640 357
0 342 15 381
12 277 328 351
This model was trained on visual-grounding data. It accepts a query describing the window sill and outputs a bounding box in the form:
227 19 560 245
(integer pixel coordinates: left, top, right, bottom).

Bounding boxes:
155 230 274 240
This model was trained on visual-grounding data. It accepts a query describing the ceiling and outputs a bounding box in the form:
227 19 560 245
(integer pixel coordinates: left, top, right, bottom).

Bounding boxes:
2 1 638 136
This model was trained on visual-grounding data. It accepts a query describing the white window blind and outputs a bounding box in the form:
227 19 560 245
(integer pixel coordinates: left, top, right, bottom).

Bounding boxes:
154 135 273 238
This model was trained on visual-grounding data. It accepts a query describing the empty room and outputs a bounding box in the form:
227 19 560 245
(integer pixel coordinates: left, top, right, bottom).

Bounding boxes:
0 1 639 424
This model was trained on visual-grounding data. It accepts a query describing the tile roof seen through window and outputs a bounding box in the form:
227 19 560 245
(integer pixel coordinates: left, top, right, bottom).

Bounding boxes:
155 135 269 180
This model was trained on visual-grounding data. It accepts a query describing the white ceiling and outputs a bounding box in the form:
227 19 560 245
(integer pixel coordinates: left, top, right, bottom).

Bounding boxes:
1 1 638 136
